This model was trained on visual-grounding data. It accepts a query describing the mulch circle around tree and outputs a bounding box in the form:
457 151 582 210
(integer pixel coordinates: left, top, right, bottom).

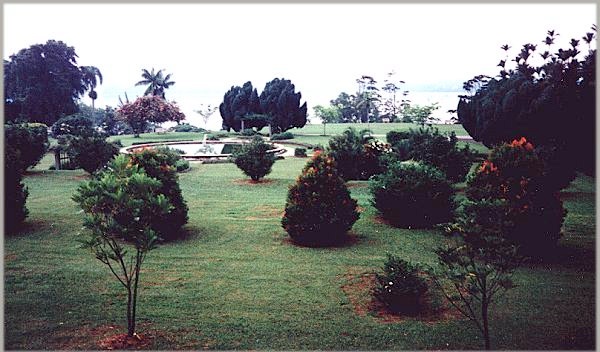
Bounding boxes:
340 270 463 324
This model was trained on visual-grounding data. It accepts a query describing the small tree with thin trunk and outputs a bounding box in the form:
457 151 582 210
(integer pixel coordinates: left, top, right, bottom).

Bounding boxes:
117 95 185 137
430 199 521 350
73 155 171 338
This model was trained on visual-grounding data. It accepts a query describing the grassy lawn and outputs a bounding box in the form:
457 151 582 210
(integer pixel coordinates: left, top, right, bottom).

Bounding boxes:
5 151 595 349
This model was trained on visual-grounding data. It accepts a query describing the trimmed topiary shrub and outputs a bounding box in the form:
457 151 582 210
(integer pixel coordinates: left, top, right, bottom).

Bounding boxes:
466 137 566 257
232 136 276 181
282 152 359 246
373 254 428 315
270 131 294 140
128 148 189 241
294 147 307 157
240 128 258 136
370 161 455 228
5 123 49 172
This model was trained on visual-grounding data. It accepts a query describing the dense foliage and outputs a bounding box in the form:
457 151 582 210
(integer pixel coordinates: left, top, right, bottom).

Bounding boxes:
4 123 49 172
232 136 277 181
5 142 29 233
51 113 95 138
386 127 474 183
65 135 120 174
373 254 428 315
219 82 266 132
220 78 307 133
4 40 100 125
128 148 189 241
73 155 170 337
282 152 359 246
259 78 308 133
169 123 206 133
370 161 454 228
326 127 388 180
466 138 566 257
457 28 596 181
117 95 185 137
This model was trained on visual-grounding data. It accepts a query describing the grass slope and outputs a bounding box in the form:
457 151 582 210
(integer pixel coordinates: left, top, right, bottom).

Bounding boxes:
5 152 594 349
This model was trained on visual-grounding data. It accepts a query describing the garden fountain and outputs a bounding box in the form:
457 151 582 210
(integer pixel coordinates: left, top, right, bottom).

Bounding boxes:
120 135 287 161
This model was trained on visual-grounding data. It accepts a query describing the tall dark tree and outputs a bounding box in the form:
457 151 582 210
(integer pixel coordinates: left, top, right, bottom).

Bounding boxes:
80 66 103 109
135 68 175 99
219 81 264 132
457 27 596 183
355 75 381 123
4 40 88 125
259 78 308 133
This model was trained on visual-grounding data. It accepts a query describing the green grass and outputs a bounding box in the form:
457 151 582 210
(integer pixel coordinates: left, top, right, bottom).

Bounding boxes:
6 151 595 349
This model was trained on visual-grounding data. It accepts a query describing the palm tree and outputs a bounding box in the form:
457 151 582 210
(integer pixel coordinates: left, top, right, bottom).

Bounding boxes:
135 68 175 99
80 66 103 109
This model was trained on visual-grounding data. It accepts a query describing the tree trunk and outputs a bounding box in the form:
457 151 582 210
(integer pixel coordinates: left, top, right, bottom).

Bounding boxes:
482 298 490 350
130 251 142 338
126 286 134 337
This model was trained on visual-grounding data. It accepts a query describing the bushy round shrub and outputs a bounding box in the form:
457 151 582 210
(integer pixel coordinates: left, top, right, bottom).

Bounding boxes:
66 136 120 174
5 123 49 172
466 137 566 257
282 152 359 246
294 147 307 157
385 127 474 183
240 128 258 136
326 127 380 180
373 254 428 315
232 136 276 181
128 148 189 241
370 161 455 228
51 114 95 138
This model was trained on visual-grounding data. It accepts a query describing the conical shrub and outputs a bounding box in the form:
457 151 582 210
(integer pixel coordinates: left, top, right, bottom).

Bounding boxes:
282 152 359 246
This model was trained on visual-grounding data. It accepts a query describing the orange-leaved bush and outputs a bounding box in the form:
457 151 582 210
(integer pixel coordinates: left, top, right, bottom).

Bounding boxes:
281 152 359 246
466 137 566 257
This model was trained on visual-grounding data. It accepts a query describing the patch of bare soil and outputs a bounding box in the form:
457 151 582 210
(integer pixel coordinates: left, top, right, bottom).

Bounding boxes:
233 178 275 186
54 324 176 350
340 270 463 324
245 205 284 220
346 181 369 189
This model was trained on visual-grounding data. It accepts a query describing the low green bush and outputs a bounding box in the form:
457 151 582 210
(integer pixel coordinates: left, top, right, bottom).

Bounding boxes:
294 147 307 157
282 152 359 246
175 159 190 172
271 131 294 140
326 127 376 180
169 123 206 133
373 254 428 315
240 128 258 136
370 161 455 228
232 136 277 181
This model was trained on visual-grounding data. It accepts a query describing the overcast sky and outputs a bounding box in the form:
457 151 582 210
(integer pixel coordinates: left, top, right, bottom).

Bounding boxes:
3 3 596 128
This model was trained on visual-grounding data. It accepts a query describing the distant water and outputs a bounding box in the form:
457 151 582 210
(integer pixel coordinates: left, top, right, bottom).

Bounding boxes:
406 91 463 123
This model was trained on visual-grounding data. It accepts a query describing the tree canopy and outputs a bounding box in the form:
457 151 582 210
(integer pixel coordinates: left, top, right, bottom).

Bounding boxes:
117 95 185 137
4 40 92 125
134 68 175 99
219 78 307 133
457 27 596 178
